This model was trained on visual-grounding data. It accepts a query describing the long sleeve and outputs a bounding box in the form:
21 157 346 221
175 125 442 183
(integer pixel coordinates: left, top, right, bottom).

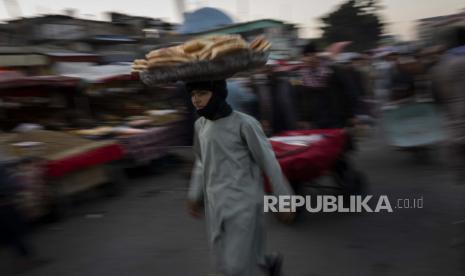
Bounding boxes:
240 117 294 197
187 121 204 202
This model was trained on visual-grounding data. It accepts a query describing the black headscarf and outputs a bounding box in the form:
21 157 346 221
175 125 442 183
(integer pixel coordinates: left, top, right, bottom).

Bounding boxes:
186 80 233 120
302 41 319 55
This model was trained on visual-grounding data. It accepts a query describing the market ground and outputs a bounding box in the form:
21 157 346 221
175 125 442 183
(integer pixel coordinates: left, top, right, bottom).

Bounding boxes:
1 128 465 276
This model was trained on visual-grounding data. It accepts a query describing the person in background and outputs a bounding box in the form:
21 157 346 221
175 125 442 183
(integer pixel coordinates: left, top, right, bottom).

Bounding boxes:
391 48 427 102
297 42 357 130
0 163 31 256
432 26 465 184
0 158 48 273
185 80 294 276
226 77 259 117
337 53 369 117
372 51 396 107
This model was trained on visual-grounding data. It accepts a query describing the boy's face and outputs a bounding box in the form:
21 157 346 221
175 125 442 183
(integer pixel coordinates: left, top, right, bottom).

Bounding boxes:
191 90 213 110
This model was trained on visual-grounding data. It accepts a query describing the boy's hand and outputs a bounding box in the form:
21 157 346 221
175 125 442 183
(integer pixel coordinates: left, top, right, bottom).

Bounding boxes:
276 211 296 224
297 121 312 130
348 117 359 127
187 200 203 219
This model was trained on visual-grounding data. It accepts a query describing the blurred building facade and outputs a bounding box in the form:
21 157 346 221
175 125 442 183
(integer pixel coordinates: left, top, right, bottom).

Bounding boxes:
1 9 301 73
0 13 177 70
416 9 465 46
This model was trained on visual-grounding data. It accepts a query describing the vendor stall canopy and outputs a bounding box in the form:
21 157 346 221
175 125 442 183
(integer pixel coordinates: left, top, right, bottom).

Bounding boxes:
58 63 136 84
0 71 80 90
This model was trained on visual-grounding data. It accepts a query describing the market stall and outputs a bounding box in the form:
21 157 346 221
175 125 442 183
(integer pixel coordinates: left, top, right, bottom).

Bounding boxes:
0 130 124 219
0 71 88 131
0 62 193 218
0 72 126 219
60 64 192 165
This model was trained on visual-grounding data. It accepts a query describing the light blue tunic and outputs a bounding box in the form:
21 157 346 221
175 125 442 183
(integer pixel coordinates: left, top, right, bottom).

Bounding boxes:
188 111 293 276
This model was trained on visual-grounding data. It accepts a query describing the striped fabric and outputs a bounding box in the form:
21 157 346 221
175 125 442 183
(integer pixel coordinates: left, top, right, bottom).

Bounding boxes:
299 64 332 88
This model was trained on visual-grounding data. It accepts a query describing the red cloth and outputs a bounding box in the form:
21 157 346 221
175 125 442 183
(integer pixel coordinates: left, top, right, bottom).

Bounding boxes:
265 129 347 193
100 74 139 83
0 75 80 89
45 144 124 178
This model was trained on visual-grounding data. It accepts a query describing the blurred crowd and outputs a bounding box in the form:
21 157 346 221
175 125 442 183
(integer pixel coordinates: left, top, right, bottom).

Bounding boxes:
1 11 464 271
226 26 463 137
218 27 460 154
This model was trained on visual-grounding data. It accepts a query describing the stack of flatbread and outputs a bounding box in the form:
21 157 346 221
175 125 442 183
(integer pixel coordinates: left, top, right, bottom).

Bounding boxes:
132 35 272 72
145 46 195 69
250 36 272 52
131 59 148 73
181 35 249 60
135 35 272 84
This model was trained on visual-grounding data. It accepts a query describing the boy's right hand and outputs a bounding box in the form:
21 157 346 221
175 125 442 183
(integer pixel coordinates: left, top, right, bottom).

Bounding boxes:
297 121 312 130
276 211 296 224
187 200 203 218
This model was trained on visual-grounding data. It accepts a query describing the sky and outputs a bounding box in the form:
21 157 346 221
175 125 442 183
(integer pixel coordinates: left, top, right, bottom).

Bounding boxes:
1 0 464 39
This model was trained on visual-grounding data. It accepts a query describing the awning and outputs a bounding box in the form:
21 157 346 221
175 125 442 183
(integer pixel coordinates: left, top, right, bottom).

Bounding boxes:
0 72 80 89
0 54 49 66
59 63 137 84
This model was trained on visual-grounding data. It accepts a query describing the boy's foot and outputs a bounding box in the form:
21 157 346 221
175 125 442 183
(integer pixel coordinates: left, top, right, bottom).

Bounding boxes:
14 257 51 274
265 252 283 276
